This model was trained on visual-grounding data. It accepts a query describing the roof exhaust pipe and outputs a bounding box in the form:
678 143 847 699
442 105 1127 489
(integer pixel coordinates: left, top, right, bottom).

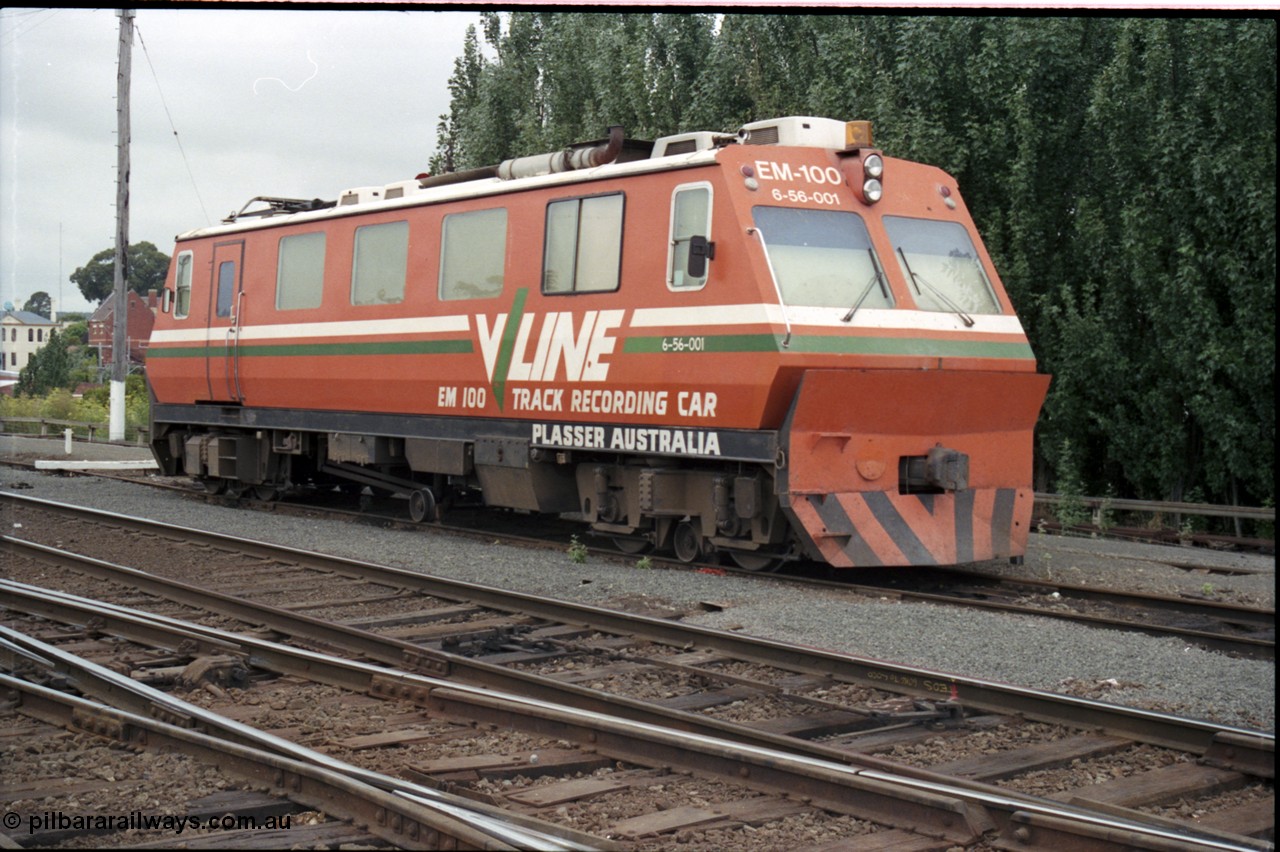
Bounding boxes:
497 125 624 181
416 126 625 189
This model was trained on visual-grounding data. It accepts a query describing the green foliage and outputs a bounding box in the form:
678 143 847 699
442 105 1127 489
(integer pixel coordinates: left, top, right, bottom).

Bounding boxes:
22 291 52 318
15 329 72 396
432 15 1276 510
433 13 718 172
568 535 588 564
636 555 653 570
69 241 171 305
60 320 89 346
1052 438 1091 529
0 378 150 442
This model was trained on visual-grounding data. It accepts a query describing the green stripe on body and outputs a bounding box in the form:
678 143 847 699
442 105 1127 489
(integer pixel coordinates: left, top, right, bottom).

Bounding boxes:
624 334 1034 360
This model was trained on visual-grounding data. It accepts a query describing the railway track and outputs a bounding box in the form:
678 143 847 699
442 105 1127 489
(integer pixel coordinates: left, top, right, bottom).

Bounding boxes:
0 699 397 850
2 494 1273 849
792 566 1275 662
2 577 1273 851
0 666 561 851
5 480 1274 661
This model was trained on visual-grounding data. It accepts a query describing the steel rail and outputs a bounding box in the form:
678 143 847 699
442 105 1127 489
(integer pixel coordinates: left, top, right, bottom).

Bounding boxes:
877 586 1273 660
0 672 526 851
0 623 606 852
3 491 1271 771
1 532 933 768
3 584 1268 852
927 568 1276 628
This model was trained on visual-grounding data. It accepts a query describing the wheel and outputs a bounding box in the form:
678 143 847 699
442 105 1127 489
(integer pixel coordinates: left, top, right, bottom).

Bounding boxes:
409 488 437 523
253 485 280 502
611 536 652 555
672 521 703 563
202 478 227 495
729 550 782 572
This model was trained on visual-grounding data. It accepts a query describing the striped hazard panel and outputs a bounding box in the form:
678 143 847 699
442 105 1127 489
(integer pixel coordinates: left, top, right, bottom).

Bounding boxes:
795 488 1031 568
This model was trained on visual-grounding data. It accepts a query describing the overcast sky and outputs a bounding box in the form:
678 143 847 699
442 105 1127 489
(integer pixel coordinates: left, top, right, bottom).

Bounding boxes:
1 7 481 315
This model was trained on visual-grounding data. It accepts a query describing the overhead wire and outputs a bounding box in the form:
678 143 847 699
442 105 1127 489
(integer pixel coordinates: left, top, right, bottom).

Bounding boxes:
135 22 212 226
0 8 63 48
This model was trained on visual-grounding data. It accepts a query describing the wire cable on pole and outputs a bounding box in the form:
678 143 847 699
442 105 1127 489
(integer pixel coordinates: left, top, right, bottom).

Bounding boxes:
135 23 212 226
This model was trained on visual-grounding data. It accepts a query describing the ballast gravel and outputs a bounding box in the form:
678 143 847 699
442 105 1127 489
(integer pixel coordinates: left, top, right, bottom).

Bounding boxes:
2 436 1273 732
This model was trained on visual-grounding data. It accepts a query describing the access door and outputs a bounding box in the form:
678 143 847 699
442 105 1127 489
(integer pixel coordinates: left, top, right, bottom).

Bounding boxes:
204 240 246 403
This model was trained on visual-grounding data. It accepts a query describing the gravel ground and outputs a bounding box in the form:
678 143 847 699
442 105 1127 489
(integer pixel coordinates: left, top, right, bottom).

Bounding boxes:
2 435 1274 732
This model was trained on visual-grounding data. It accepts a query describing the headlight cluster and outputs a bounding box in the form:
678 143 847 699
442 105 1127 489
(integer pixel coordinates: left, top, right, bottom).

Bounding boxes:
862 153 884 204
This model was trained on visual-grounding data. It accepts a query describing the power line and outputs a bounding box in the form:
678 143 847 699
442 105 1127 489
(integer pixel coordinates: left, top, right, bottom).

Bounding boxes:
0 8 63 48
134 21 212 226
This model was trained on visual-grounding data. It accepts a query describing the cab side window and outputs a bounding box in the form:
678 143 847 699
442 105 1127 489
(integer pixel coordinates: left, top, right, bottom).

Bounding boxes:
543 193 623 294
174 251 193 318
668 184 712 290
215 261 235 317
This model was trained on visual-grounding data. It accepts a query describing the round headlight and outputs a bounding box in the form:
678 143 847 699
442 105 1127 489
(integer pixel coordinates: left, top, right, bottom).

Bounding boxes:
863 153 884 179
862 179 883 204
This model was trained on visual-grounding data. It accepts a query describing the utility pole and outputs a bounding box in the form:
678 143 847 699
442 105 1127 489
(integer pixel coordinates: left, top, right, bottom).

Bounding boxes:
111 8 133 441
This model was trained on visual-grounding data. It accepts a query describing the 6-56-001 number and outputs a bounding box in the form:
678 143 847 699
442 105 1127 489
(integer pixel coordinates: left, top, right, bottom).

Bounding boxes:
662 336 705 352
771 188 841 205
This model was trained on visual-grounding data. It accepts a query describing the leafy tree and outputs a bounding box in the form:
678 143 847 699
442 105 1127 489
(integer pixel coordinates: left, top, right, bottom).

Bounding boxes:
22 291 52 318
60 320 89 346
15 329 72 395
430 23 487 175
69 241 170 305
433 13 717 172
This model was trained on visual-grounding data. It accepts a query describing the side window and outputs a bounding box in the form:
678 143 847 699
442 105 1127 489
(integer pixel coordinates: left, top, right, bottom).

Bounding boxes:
543 193 623 294
215 261 235 317
440 209 507 300
174 251 193 319
668 184 712 290
277 232 326 310
352 220 408 306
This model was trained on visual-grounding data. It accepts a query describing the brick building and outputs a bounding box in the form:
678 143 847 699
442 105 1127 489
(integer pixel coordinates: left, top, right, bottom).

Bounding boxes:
88 290 159 365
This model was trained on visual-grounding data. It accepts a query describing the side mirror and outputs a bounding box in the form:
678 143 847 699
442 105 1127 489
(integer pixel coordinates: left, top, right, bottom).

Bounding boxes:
161 288 173 313
687 235 716 280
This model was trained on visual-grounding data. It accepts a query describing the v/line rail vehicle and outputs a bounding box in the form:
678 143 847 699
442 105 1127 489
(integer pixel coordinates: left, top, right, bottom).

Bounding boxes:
145 116 1050 571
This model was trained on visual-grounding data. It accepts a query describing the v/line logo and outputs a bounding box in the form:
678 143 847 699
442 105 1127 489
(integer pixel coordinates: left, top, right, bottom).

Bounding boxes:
476 289 624 408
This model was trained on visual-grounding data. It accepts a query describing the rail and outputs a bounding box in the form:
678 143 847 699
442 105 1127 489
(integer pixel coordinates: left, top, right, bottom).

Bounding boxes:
5 579 1268 851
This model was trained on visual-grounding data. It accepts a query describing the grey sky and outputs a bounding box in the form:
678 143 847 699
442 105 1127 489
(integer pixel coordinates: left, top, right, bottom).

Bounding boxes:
1 8 480 314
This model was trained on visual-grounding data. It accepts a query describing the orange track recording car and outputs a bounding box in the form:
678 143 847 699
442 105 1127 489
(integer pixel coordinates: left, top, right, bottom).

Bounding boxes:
146 116 1049 570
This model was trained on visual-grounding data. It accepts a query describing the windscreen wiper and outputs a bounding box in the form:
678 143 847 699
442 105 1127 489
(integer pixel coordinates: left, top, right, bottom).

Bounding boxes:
842 250 888 323
897 248 975 327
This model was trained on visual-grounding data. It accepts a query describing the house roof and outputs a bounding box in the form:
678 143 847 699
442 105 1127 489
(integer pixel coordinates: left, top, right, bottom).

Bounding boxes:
1 310 57 326
89 290 153 322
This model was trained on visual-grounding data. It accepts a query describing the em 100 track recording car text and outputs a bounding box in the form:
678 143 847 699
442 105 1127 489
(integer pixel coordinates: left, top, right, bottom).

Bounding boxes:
145 116 1050 571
